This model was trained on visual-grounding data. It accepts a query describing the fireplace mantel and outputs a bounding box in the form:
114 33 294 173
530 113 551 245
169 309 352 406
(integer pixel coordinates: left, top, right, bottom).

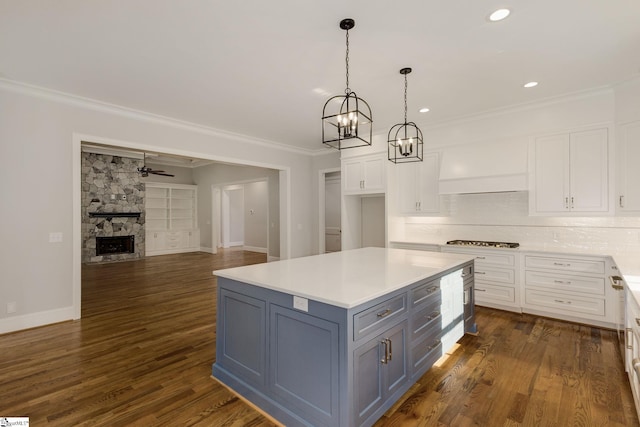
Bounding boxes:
89 212 142 219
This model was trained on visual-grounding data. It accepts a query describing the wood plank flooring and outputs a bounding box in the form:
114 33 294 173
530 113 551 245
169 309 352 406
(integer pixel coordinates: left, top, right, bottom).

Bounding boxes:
0 250 637 426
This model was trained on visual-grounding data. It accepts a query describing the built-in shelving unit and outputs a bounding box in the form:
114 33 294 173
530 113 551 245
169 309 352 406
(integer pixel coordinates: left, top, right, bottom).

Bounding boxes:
145 183 200 256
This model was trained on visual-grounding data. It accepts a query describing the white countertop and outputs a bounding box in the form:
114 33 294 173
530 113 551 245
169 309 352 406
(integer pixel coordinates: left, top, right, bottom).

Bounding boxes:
213 247 474 309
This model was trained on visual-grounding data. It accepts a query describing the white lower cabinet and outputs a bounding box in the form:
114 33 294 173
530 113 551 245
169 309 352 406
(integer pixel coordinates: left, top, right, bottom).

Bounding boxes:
626 288 640 418
145 229 200 256
522 254 612 327
441 246 520 312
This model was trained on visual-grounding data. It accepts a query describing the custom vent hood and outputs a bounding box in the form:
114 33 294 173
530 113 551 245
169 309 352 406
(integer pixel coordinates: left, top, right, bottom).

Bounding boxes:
438 139 528 194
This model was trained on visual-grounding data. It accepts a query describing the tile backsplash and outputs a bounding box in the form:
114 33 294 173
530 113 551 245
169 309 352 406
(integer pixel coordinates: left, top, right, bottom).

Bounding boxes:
391 191 640 271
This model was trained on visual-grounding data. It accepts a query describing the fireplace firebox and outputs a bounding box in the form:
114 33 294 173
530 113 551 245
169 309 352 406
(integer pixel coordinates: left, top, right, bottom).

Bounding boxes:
96 236 135 256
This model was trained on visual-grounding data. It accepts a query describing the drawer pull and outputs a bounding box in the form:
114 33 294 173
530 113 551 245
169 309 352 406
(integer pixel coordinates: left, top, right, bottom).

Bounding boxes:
553 262 571 267
426 286 439 295
476 271 486 275
427 311 441 321
426 339 441 351
377 308 391 318
554 299 572 304
610 275 624 290
476 256 486 260
476 288 487 292
554 280 571 284
628 328 634 350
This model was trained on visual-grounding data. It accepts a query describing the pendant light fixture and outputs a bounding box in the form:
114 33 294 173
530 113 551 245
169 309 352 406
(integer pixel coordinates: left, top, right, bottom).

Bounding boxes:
388 67 423 163
322 18 373 150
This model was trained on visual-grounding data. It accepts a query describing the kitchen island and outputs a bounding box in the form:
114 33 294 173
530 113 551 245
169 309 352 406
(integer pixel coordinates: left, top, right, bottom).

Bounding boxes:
212 247 475 427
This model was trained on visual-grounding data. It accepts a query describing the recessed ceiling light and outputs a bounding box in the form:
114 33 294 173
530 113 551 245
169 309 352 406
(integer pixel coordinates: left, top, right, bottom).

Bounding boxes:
419 107 430 113
523 81 538 88
489 8 510 22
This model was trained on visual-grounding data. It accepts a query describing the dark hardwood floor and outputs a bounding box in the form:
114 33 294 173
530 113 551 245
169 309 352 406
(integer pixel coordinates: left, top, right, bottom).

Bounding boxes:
0 250 637 426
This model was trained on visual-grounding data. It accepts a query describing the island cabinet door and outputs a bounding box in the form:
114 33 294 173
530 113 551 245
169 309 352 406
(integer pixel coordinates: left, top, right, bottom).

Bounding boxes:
354 320 408 426
217 288 267 388
268 304 341 427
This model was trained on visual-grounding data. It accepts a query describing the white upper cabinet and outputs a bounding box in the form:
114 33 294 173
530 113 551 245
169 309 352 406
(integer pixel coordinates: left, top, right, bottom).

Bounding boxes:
617 121 640 212
397 152 439 214
342 153 386 195
530 128 609 215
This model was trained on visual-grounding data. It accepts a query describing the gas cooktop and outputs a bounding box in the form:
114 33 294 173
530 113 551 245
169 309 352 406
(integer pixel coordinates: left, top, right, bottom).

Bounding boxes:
446 240 520 249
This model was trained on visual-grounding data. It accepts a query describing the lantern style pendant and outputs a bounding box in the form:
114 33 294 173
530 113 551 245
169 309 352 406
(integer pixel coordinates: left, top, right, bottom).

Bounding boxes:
322 19 373 150
388 67 423 163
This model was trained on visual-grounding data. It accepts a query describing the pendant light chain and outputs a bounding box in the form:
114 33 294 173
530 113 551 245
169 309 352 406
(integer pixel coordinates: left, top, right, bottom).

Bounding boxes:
404 72 408 124
345 29 350 94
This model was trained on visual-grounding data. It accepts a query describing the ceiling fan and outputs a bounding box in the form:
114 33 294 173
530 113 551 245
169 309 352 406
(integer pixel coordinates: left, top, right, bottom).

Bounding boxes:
138 154 174 177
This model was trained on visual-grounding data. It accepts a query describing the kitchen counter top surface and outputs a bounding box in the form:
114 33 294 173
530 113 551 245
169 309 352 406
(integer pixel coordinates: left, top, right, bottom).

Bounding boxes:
214 247 474 309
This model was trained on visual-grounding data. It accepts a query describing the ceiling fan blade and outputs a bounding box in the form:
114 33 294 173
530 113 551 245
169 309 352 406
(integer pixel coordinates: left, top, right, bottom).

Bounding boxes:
150 171 175 177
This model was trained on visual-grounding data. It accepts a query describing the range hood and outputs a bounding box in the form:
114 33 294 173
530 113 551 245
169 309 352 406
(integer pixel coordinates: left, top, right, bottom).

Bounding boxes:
438 139 528 194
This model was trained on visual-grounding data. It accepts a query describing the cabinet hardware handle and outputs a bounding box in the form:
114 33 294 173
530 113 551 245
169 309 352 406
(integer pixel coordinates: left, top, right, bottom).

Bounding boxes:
636 318 640 327
476 289 487 292
387 338 393 362
571 197 574 208
377 308 391 318
427 311 441 321
476 271 486 275
553 262 570 267
426 286 439 295
634 359 640 377
476 256 486 260
610 275 624 290
554 280 571 284
620 195 625 208
380 340 388 364
565 197 569 209
554 299 571 304
426 339 441 351
628 328 634 350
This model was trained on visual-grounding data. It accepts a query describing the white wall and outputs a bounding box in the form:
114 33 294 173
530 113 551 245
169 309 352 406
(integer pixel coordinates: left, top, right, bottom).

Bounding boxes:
244 181 268 251
227 188 244 246
0 80 314 333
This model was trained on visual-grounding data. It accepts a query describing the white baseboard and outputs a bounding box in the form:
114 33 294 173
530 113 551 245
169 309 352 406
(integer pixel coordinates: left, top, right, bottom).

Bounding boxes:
0 306 75 335
243 245 267 254
267 255 280 262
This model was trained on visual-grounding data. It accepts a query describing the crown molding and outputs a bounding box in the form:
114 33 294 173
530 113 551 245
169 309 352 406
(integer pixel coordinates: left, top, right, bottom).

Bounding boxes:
0 78 315 156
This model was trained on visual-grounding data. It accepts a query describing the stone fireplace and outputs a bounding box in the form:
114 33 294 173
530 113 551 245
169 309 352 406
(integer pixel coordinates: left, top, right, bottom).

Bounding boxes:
82 152 145 263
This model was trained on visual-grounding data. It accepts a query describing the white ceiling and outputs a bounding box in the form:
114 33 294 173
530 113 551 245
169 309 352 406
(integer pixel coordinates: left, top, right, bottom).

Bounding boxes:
2 1 640 154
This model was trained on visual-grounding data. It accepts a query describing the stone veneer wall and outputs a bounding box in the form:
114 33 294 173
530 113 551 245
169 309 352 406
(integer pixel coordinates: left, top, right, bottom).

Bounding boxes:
82 152 145 263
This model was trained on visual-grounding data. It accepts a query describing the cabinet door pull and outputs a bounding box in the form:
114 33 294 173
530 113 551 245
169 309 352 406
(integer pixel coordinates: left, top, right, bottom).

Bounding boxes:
377 308 391 318
554 280 571 284
476 288 487 292
476 271 486 275
553 262 571 267
620 195 625 208
554 299 572 304
476 256 486 260
571 197 574 208
628 328 634 350
380 340 388 364
387 338 393 362
565 197 569 209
